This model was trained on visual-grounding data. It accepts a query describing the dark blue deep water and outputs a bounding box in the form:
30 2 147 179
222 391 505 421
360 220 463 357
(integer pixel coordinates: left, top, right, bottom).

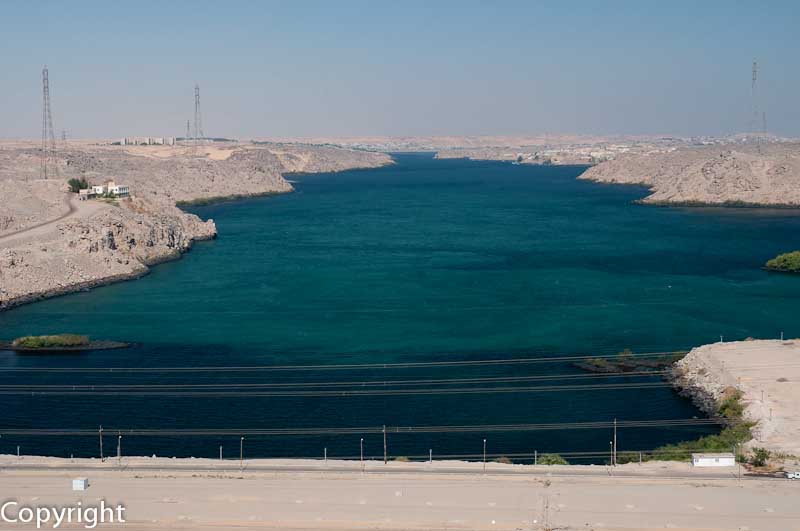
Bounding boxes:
2 153 800 462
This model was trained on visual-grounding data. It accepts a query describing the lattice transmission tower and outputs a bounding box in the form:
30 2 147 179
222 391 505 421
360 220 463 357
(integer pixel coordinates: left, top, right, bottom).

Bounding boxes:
41 65 58 179
751 60 759 133
194 83 205 142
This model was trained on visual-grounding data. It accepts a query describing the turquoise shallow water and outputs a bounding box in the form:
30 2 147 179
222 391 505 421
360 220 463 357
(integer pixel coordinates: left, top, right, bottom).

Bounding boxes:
1 153 800 460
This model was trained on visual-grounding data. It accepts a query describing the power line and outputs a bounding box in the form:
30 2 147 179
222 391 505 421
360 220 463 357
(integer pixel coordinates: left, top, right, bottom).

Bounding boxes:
0 351 685 373
0 370 667 391
0 381 675 397
0 418 722 437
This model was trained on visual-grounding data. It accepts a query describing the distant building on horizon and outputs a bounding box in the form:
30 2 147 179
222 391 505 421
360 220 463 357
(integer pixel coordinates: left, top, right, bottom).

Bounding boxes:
119 136 175 146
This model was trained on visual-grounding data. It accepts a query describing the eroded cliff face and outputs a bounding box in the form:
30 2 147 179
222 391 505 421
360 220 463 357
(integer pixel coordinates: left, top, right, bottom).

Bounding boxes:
579 143 800 206
0 197 216 310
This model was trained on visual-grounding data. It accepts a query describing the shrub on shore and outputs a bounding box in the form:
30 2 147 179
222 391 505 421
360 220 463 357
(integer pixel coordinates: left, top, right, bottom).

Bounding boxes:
12 334 90 348
537 453 569 465
765 251 800 273
649 390 752 462
749 447 771 467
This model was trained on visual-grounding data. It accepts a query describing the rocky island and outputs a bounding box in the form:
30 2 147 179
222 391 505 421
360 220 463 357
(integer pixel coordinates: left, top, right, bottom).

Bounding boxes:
0 141 391 310
0 333 128 351
764 250 800 273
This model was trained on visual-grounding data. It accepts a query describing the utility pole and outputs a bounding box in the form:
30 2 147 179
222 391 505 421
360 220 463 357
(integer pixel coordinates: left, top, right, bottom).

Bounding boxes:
239 437 244 472
609 441 613 466
534 450 537 466
98 426 104 461
324 447 327 465
360 438 364 472
219 445 223 461
613 418 618 467
483 439 487 473
117 434 122 469
429 449 432 464
382 425 387 464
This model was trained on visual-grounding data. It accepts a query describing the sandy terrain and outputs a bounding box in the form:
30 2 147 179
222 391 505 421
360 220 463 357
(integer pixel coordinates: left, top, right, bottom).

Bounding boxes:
580 142 800 206
0 456 797 530
675 339 800 456
0 196 108 247
0 140 392 310
0 180 69 236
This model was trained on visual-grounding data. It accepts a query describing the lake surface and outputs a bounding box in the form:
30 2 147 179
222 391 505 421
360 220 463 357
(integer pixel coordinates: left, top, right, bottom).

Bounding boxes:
2 153 800 461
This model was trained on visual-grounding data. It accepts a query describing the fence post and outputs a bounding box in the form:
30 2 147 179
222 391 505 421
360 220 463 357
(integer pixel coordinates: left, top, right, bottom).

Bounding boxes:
383 425 387 465
239 437 244 472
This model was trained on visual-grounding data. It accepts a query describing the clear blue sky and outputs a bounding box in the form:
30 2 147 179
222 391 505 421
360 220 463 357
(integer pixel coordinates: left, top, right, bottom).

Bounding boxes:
2 1 798 139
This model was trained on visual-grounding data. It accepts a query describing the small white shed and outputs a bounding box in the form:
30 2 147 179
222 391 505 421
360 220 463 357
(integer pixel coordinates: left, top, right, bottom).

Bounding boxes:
72 477 89 491
691 453 735 467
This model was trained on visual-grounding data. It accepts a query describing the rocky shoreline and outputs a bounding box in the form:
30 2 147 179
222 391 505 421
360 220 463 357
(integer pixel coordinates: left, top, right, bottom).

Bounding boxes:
667 339 800 455
668 358 721 418
579 142 800 207
0 142 392 312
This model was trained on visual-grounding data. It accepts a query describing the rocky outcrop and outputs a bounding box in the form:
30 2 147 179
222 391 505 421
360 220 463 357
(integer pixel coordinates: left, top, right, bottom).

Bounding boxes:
580 143 800 206
0 197 215 310
669 356 725 417
0 142 392 310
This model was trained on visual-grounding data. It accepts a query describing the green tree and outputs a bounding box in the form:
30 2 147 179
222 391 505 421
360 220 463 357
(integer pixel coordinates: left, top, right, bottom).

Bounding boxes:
67 177 88 193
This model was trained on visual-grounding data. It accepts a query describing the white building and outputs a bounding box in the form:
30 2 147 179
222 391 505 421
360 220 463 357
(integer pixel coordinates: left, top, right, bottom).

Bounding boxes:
120 136 176 146
106 180 130 197
89 180 130 198
691 453 735 467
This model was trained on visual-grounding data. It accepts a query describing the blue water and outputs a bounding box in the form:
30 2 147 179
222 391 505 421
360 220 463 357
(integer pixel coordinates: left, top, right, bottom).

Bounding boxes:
2 153 800 461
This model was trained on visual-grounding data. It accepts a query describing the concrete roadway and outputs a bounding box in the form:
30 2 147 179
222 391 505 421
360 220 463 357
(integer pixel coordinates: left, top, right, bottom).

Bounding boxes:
0 454 776 482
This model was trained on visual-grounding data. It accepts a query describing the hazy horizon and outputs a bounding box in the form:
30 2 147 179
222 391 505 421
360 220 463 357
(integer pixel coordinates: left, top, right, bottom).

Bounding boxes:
2 0 799 139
